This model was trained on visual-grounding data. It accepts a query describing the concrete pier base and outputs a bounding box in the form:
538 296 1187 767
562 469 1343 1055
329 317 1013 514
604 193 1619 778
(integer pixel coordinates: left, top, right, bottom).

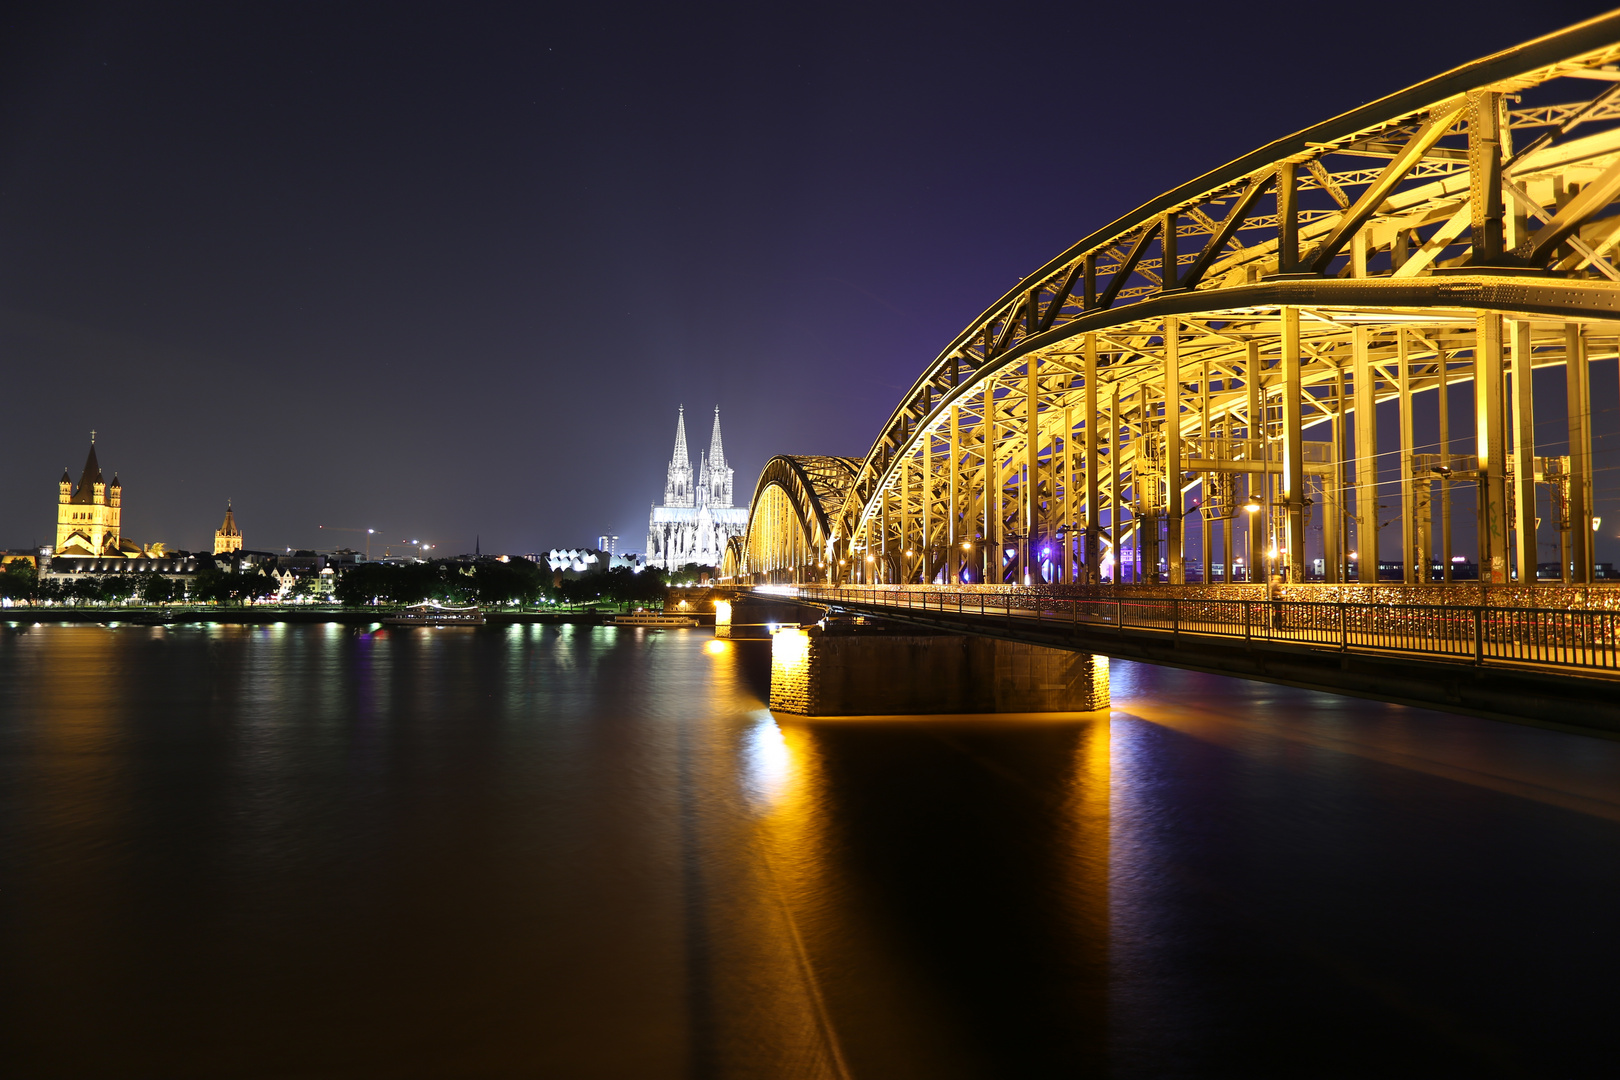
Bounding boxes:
768 625 1109 716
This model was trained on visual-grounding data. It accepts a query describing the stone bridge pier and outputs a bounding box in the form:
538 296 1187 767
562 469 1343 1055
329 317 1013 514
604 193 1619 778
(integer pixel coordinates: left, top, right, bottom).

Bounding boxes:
747 604 1109 717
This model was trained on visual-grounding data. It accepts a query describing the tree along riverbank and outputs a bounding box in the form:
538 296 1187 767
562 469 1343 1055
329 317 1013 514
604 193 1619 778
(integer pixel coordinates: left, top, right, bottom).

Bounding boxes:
0 606 717 627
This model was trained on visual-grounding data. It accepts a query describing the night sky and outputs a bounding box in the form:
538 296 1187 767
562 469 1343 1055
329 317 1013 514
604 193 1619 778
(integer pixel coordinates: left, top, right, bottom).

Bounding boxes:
0 1 1605 557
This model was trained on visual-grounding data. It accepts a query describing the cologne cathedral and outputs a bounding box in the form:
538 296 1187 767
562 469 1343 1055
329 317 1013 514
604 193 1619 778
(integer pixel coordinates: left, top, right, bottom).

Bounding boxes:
646 406 746 571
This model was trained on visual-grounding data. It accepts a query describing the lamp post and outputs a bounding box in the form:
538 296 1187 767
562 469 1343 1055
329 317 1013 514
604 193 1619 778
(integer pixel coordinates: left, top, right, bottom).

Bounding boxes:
1242 496 1262 582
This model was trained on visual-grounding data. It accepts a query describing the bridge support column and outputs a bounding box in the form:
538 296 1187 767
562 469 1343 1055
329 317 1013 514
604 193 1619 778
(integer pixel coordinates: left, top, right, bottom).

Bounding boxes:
1566 323 1592 583
1058 405 1072 584
1439 351 1454 583
1476 314 1509 584
769 626 1109 716
1326 362 1346 583
948 404 962 584
1397 330 1416 584
1353 325 1379 582
1245 342 1264 581
1025 363 1041 584
1084 335 1101 583
1509 319 1538 585
923 425 936 584
1280 306 1306 583
1165 317 1185 583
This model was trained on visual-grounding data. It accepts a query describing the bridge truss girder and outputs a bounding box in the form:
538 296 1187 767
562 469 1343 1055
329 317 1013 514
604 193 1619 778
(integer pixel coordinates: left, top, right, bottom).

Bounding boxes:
728 455 859 584
838 289 1605 588
728 14 1620 591
811 13 1620 590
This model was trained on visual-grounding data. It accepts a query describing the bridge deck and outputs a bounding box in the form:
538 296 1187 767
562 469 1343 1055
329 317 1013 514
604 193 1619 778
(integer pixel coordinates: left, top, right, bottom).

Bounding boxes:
759 586 1620 735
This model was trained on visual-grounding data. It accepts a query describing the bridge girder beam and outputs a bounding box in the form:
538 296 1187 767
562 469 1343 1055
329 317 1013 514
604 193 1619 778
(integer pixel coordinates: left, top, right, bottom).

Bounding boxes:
729 16 1620 590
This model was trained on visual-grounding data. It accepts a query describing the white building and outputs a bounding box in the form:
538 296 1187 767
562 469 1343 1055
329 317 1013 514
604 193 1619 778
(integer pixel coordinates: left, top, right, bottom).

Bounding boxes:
546 548 644 574
646 406 746 571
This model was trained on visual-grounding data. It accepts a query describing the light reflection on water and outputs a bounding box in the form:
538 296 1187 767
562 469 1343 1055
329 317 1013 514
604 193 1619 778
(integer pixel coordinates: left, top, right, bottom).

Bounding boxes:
1 624 1618 1077
741 712 791 811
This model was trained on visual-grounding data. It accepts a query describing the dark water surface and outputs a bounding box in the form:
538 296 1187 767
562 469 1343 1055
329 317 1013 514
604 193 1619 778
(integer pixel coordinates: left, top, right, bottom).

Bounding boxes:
2 622 1618 1077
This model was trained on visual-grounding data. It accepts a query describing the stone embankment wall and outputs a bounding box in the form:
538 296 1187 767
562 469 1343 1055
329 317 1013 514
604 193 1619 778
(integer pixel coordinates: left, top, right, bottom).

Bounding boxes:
769 627 1108 716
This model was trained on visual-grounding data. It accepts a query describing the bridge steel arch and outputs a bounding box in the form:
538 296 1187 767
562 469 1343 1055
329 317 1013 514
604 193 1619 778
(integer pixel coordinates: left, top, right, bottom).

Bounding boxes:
796 12 1620 590
727 455 860 583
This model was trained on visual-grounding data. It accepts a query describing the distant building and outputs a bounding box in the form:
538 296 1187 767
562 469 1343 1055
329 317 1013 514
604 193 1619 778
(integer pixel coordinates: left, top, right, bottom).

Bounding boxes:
213 501 243 554
546 548 645 575
646 406 746 570
41 553 203 586
55 435 127 557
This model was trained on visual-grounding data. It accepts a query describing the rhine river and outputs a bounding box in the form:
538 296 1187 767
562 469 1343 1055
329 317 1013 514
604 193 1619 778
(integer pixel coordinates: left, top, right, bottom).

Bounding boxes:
2 621 1618 1077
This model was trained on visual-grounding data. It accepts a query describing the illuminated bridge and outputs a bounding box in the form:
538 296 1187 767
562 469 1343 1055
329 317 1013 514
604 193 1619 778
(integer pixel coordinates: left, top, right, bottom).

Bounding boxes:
721 13 1620 729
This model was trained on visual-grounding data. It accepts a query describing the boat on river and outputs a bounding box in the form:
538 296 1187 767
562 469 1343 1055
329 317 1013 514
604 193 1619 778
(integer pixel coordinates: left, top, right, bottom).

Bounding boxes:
381 603 485 626
610 612 697 628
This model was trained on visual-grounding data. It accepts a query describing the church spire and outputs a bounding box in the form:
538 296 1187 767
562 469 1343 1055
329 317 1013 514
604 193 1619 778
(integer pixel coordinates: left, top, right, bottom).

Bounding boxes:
707 405 725 472
662 406 694 507
214 499 243 554
672 405 689 467
703 405 735 509
72 438 104 505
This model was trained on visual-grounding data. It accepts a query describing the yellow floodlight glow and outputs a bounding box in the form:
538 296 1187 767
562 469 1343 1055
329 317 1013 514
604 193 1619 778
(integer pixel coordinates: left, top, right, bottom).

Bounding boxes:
1243 497 1262 514
705 639 729 655
771 625 811 682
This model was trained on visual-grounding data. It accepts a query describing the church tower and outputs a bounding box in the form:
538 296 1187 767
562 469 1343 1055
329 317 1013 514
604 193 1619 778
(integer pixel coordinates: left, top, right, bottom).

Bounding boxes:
662 406 694 508
214 501 243 554
705 406 734 509
55 433 122 557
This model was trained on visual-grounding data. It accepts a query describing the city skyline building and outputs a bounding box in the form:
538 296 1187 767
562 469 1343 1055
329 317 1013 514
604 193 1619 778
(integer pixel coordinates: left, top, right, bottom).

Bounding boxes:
214 501 243 555
55 433 128 557
646 406 745 570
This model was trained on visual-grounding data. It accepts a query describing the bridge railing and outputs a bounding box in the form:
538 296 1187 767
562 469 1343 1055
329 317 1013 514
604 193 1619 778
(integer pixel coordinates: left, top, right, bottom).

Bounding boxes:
779 586 1620 675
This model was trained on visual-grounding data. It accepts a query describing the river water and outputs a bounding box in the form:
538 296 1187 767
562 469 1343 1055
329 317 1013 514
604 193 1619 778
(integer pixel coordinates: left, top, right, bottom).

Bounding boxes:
1 621 1617 1077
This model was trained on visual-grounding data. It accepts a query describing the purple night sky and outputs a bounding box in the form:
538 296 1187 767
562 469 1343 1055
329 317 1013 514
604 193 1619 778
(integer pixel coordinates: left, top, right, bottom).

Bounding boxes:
0 1 1603 557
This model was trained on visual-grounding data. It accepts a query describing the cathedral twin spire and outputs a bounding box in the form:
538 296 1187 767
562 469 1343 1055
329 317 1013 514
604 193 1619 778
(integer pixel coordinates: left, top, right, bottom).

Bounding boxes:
661 405 733 509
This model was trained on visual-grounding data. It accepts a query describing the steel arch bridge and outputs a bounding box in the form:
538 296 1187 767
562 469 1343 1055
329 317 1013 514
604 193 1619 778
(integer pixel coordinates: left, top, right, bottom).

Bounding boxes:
724 455 860 582
733 12 1620 591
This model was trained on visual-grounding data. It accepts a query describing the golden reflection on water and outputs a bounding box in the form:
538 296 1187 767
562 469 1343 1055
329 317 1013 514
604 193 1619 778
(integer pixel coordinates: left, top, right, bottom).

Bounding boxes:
750 695 1115 1079
1068 710 1111 1027
5 626 145 995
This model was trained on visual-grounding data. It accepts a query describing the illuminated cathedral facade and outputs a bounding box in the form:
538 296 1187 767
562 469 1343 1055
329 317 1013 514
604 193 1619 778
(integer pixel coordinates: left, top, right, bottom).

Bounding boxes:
646 406 747 570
